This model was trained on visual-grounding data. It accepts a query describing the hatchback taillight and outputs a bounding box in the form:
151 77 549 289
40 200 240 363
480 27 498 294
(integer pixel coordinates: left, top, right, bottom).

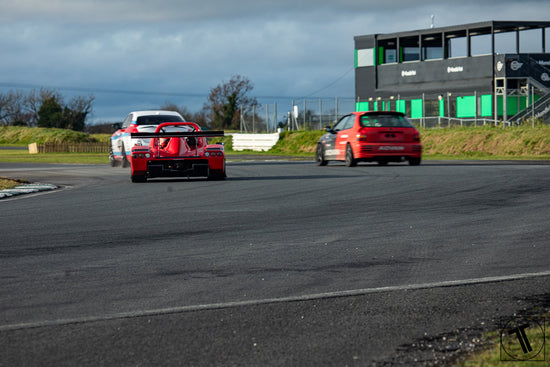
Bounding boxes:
356 134 368 142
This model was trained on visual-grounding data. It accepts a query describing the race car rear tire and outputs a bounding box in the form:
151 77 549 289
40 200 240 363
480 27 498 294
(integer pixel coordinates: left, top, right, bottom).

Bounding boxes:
208 170 226 180
131 174 147 183
208 163 226 180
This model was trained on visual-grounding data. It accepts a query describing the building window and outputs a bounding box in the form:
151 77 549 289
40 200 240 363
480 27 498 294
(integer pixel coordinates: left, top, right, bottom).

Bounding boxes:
356 48 374 67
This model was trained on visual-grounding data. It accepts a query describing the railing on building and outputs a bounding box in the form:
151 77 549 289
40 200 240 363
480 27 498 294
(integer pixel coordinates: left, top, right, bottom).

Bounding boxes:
234 86 550 133
410 117 500 129
356 88 550 129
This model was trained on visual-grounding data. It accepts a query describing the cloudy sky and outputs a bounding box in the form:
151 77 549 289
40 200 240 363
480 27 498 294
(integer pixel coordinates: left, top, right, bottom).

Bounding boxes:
1 0 549 123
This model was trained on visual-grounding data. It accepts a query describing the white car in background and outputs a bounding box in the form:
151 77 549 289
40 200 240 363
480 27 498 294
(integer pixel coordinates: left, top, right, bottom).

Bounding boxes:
109 110 187 167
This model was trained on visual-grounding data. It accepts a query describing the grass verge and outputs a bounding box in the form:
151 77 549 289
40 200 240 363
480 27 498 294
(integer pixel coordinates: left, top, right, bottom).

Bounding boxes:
2 125 550 164
0 177 30 190
452 311 549 366
0 125 110 144
0 149 108 164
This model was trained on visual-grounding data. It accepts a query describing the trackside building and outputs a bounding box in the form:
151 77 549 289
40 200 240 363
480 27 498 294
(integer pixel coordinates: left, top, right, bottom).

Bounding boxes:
354 21 550 125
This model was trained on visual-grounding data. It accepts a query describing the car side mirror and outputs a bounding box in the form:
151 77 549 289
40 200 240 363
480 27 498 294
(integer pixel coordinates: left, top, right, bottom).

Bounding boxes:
324 126 335 133
112 123 122 130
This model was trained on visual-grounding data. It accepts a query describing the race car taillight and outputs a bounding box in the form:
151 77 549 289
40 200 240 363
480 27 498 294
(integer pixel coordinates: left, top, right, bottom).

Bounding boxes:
205 151 224 157
132 152 151 159
356 134 368 142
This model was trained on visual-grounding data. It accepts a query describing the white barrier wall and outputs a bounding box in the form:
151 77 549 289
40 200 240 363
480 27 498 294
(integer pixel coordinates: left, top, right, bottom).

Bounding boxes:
231 133 280 152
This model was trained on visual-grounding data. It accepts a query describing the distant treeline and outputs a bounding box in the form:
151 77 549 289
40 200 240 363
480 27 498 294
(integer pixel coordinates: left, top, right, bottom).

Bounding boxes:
0 89 93 131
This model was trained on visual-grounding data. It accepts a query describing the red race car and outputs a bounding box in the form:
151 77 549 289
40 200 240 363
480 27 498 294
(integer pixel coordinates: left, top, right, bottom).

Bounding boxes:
129 122 225 182
316 111 422 167
110 110 186 167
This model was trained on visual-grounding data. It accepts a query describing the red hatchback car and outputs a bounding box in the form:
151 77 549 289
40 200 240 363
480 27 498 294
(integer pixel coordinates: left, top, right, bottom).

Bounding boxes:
316 111 422 167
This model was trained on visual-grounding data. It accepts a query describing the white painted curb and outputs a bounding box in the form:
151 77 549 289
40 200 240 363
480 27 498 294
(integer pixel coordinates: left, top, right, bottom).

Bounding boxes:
0 183 58 199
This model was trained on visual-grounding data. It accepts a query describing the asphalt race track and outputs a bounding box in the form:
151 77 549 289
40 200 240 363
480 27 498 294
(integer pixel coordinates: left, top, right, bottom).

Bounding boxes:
1 159 549 366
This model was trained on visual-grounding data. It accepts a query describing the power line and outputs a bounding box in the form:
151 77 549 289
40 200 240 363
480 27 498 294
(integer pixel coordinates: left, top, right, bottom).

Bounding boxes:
0 82 207 98
303 65 354 98
0 80 354 101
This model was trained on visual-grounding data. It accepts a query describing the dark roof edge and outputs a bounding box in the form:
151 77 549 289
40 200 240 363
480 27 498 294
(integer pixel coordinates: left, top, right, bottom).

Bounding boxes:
354 20 550 41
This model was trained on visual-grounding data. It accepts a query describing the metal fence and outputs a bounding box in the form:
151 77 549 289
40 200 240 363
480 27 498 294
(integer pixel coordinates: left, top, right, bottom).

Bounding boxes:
240 97 356 133
241 91 549 132
411 116 500 129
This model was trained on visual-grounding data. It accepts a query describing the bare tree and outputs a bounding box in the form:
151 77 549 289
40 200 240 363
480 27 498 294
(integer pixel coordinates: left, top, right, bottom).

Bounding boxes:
0 92 14 125
0 88 93 129
161 103 208 127
0 91 26 125
24 89 63 126
66 94 94 131
36 92 94 131
202 75 258 130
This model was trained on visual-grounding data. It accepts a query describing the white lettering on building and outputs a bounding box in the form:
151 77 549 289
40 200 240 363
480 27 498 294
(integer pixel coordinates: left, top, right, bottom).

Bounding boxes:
447 66 464 73
401 70 416 77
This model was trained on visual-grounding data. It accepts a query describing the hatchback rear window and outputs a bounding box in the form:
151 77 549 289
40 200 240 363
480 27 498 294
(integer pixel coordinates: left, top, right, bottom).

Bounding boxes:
360 114 415 128
136 115 185 125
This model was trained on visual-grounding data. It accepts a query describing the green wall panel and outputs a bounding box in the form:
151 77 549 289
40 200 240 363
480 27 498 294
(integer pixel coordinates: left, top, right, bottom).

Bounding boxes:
411 99 423 118
397 100 406 113
356 101 369 111
456 96 476 118
497 96 528 116
480 95 492 117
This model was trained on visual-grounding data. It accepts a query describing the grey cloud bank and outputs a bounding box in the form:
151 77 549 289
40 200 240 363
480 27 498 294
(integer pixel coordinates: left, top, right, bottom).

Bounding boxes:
0 0 549 122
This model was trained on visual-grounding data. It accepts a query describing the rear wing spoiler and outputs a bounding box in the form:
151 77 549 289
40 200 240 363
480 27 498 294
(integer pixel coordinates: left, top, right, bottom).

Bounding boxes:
131 131 224 139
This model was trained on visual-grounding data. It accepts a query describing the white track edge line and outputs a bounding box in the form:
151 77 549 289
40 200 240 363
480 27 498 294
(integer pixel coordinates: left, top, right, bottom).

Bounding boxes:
2 270 550 332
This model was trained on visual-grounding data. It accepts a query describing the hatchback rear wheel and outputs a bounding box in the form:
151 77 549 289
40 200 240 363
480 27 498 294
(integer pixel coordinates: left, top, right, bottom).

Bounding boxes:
409 157 421 166
345 144 357 167
316 144 328 166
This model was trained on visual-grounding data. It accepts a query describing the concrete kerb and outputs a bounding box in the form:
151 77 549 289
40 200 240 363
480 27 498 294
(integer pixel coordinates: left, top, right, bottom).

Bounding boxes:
0 183 58 199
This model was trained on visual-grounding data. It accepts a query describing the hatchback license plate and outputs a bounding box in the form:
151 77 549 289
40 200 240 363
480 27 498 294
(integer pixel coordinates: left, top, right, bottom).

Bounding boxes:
378 146 404 151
